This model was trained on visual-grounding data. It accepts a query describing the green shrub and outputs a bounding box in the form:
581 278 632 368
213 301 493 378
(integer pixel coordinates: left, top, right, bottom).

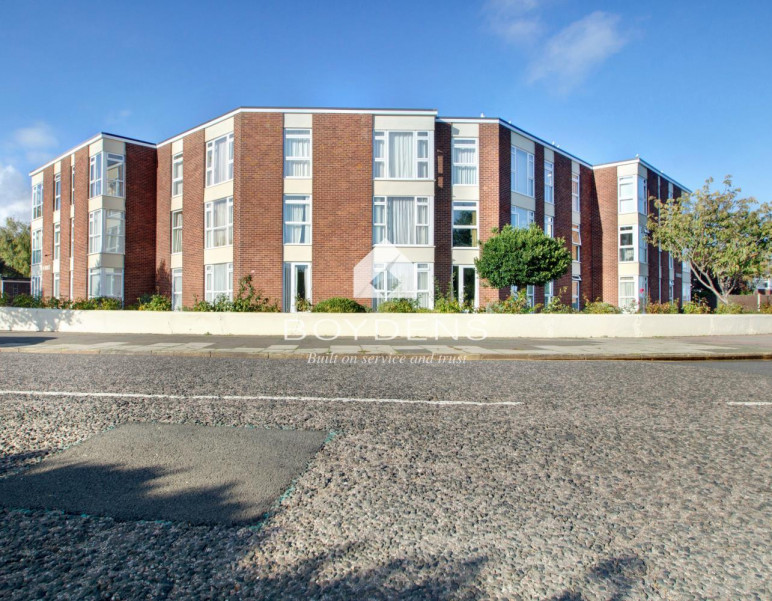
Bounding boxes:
136 294 172 311
0 292 10 307
294 296 312 313
541 288 575 314
230 276 279 312
582 298 622 314
377 298 419 313
11 294 44 308
715 302 744 314
311 297 367 313
759 302 772 314
432 287 464 313
644 300 679 314
486 290 539 314
681 299 712 314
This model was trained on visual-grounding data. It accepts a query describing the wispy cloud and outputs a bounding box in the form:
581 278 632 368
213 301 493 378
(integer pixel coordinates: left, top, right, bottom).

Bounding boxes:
484 0 544 44
0 163 30 222
11 122 58 164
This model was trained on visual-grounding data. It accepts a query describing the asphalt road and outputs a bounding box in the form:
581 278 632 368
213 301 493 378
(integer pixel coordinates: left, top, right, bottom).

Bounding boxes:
1 354 770 600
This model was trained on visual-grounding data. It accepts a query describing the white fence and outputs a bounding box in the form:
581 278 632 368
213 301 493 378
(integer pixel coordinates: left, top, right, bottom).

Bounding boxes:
1 307 771 339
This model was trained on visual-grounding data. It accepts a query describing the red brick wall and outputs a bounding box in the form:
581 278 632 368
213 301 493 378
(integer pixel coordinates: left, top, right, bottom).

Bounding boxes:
72 148 89 299
312 113 373 305
156 144 172 295
434 122 452 298
124 143 157 304
593 165 618 305
40 166 54 296
59 156 71 299
478 123 504 305
233 112 284 305
580 164 599 302
647 170 661 302
181 130 205 306
554 153 573 305
533 144 545 305
672 185 683 304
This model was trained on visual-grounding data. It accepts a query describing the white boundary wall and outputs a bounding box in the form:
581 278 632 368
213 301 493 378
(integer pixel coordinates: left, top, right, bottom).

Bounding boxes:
1 308 771 339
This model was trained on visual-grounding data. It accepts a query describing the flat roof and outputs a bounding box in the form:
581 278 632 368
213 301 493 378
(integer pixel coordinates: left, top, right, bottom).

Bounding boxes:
593 158 691 193
29 133 156 176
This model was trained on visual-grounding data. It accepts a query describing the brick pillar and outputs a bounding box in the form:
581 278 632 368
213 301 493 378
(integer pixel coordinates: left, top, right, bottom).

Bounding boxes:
182 130 205 306
434 121 452 299
554 154 573 305
580 164 598 302
59 156 71 299
72 148 89 299
124 144 157 304
594 166 618 305
156 144 172 295
478 123 503 306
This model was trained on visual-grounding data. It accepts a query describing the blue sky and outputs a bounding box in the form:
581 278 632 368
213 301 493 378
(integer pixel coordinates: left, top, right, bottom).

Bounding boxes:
1 0 770 220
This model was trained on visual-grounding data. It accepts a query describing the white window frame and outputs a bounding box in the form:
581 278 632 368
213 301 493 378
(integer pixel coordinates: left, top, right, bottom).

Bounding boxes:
451 138 478 186
171 268 182 311
88 209 125 254
205 262 233 302
171 210 183 254
89 152 103 197
544 280 554 306
204 197 234 249
572 172 580 212
668 253 674 270
638 176 648 215
511 146 535 197
511 206 534 229
373 262 434 309
373 130 434 180
284 129 312 178
571 276 581 310
172 153 183 197
572 224 581 263
70 218 74 257
639 226 648 264
452 200 479 248
89 210 102 254
619 276 637 310
283 262 312 312
205 133 234 187
544 215 554 238
544 161 554 204
619 225 635 262
88 267 123 300
54 174 61 211
30 276 41 298
373 196 433 246
105 153 125 197
618 176 635 213
71 165 75 203
53 272 60 299
31 229 42 265
32 183 43 219
669 279 675 301
283 195 312 244
53 223 60 261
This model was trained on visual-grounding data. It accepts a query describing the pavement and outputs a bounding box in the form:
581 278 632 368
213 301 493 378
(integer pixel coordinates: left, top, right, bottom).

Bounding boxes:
1 331 771 360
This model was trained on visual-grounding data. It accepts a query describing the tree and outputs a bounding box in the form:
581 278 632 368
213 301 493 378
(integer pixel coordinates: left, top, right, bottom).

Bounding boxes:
0 218 31 278
648 177 772 305
474 224 572 290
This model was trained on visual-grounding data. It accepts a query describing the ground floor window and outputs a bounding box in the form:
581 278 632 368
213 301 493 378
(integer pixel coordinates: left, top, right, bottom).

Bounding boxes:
88 267 123 300
171 268 182 311
283 262 311 312
31 276 41 298
373 262 433 309
452 265 477 309
205 263 233 303
669 279 675 301
53 273 60 299
619 276 637 310
571 277 581 310
544 281 554 306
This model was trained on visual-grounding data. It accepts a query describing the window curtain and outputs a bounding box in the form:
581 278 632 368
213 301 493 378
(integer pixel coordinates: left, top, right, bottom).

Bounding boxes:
387 197 415 244
284 203 308 243
213 201 228 246
389 133 414 179
453 145 476 185
386 263 414 297
285 137 310 177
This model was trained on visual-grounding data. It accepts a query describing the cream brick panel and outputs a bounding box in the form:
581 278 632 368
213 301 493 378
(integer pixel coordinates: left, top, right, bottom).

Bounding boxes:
89 140 103 155
372 246 434 263
70 205 74 218
510 131 535 154
618 162 638 177
170 253 182 269
544 148 555 163
572 210 581 225
31 172 44 186
88 254 124 269
284 245 313 262
452 249 479 265
204 180 233 202
171 196 183 212
205 117 234 142
204 246 233 265
171 139 183 155
285 113 312 128
511 193 535 212
103 139 125 155
54 161 61 175
572 161 580 175
53 259 59 273
545 202 555 217
373 115 435 131
31 217 43 230
374 180 434 197
88 197 125 212
638 163 648 178
53 210 60 224
284 179 313 194
452 185 479 201
451 123 479 137
572 262 581 277
619 262 644 277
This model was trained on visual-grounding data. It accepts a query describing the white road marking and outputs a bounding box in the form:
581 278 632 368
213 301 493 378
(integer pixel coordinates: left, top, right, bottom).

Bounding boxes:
727 401 772 406
0 389 522 408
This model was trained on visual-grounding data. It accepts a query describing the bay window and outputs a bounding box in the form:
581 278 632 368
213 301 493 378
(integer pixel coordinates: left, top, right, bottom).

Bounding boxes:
204 197 233 248
544 215 554 237
619 176 635 213
572 224 581 262
206 133 234 186
172 153 183 196
106 154 124 197
452 138 478 185
53 223 60 260
283 195 312 244
373 196 432 245
53 273 60 299
544 161 554 204
619 225 635 262
284 129 312 177
572 173 580 212
372 262 433 309
452 201 478 247
639 226 648 263
619 276 637 309
511 206 534 229
31 276 41 298
171 211 183 254
511 146 534 197
89 267 123 300
54 174 61 211
205 262 233 302
638 176 648 214
31 229 42 265
172 268 182 310
89 153 102 197
373 131 433 180
32 183 43 219
89 209 125 254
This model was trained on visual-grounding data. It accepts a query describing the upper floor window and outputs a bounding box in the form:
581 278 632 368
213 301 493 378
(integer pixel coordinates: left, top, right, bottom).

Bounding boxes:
452 138 478 185
572 224 581 262
53 223 60 260
172 153 183 196
31 229 42 265
373 196 432 245
206 133 234 187
373 131 433 180
205 262 233 302
618 175 635 213
619 225 635 262
544 161 554 204
89 209 125 254
544 215 554 237
31 183 43 219
106 154 124 197
284 129 312 178
204 197 233 248
452 201 478 247
511 146 534 197
511 206 534 229
71 165 75 202
283 195 312 244
638 176 648 214
54 174 61 211
89 153 102 197
572 172 580 212
639 226 648 264
171 210 183 254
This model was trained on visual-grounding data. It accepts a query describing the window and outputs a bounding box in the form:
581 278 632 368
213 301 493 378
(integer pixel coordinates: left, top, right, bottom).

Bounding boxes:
373 196 432 245
639 226 648 264
669 279 675 301
373 131 433 180
572 277 581 310
283 195 312 244
572 224 581 262
284 129 312 178
53 223 60 260
618 176 635 213
54 174 61 211
31 229 42 265
619 225 635 262
89 209 125 254
205 262 233 302
171 211 183 254
638 176 648 214
206 133 234 186
544 161 554 204
452 138 478 185
511 146 535 197
572 172 580 212
89 267 123 300
619 276 637 309
70 218 74 256
373 262 433 309
544 215 554 238
106 153 124 197
171 268 182 311
204 197 233 248
452 265 477 309
89 152 102 197
31 276 41 298
452 201 478 247
32 183 43 219
172 153 183 196
527 285 535 307
511 206 534 229
668 253 674 270
544 280 554 306
283 262 311 312
53 273 60 299
71 165 75 203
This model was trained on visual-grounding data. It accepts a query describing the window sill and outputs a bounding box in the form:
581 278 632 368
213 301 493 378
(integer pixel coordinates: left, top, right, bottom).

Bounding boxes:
373 244 435 249
452 246 479 250
374 178 434 182
204 245 234 250
205 178 234 188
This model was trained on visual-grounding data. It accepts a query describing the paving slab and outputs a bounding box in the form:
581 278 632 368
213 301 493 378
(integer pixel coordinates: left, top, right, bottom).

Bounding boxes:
0 423 327 526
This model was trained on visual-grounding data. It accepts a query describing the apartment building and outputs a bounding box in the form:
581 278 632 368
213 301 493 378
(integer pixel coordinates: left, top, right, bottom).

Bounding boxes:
28 106 690 311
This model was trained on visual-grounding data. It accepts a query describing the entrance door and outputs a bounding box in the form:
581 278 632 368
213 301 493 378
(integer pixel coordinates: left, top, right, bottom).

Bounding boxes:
452 265 477 309
283 263 311 312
